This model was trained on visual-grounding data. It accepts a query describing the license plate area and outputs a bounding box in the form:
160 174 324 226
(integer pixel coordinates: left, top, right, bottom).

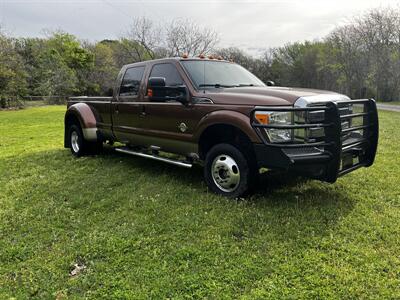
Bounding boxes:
341 153 357 170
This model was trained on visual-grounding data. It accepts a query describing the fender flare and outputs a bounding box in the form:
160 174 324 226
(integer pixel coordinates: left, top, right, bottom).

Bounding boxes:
64 103 98 145
194 110 261 143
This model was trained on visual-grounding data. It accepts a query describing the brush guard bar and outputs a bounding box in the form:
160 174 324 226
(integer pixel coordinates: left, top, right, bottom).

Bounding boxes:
251 99 379 183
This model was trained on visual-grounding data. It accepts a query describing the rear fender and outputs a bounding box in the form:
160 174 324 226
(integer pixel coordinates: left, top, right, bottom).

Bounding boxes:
64 103 98 147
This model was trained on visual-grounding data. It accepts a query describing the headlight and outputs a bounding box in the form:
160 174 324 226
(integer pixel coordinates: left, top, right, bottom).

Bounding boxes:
254 111 293 143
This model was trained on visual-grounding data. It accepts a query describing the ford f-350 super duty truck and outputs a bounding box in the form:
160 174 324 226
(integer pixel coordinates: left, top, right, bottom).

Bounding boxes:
65 57 378 197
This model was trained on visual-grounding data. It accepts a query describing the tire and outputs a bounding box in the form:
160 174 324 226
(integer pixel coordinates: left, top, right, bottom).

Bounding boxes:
68 124 86 157
204 143 258 198
68 124 102 157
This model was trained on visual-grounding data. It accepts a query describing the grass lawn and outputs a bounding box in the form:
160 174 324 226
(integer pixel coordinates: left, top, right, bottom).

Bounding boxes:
377 100 400 106
0 106 399 299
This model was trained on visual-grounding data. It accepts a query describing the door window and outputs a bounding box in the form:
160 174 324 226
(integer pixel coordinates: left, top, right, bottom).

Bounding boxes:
119 66 145 97
149 63 183 86
148 63 185 102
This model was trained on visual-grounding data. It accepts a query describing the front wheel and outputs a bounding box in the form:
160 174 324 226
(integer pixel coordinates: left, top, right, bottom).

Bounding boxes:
204 143 257 198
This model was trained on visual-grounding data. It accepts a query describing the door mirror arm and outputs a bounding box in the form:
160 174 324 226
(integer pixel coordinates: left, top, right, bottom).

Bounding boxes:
176 86 190 106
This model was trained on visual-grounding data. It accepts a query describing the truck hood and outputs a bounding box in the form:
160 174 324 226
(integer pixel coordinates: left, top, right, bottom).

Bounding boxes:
203 86 350 106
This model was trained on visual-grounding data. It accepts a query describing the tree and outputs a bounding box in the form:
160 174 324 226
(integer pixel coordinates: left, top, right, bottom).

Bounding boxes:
124 17 161 60
269 42 319 87
32 31 94 96
123 17 219 59
33 48 78 97
87 42 120 95
166 19 219 56
354 7 400 101
216 47 272 83
0 31 27 107
327 25 370 98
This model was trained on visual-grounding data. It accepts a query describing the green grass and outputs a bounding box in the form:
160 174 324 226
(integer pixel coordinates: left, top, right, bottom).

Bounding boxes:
1 106 399 299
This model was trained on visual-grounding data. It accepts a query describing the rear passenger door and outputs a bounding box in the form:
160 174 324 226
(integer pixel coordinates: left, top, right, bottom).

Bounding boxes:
112 65 146 143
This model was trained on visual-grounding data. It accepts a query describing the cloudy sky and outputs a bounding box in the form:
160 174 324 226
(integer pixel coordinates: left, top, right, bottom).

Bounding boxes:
1 0 399 55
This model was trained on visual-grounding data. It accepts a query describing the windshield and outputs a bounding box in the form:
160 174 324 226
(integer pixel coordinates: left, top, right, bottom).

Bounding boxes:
180 60 265 89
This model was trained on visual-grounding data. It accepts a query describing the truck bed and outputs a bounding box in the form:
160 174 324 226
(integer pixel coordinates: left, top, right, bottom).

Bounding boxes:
68 96 113 103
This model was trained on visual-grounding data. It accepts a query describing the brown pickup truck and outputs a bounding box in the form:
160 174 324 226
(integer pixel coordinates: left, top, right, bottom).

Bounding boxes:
65 57 379 197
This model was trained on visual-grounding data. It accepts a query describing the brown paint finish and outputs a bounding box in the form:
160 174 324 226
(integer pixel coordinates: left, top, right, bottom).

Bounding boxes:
66 102 98 129
202 86 339 106
65 57 346 157
193 108 260 143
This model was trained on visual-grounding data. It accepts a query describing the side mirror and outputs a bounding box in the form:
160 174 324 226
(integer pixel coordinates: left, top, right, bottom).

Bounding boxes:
148 77 190 105
148 77 166 88
266 80 275 87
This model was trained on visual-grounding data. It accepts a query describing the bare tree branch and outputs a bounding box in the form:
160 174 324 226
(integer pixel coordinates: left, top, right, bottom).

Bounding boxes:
166 19 219 57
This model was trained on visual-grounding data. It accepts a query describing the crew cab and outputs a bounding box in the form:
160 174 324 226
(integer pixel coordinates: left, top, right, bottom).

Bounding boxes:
64 57 379 197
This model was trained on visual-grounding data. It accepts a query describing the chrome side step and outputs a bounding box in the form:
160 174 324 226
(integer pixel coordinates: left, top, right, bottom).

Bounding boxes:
115 147 192 168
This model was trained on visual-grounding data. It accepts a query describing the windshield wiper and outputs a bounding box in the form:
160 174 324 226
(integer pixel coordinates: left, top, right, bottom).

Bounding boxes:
199 84 237 88
237 83 255 87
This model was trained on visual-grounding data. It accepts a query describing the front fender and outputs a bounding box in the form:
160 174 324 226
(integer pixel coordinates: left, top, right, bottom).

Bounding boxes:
193 110 261 143
64 103 98 143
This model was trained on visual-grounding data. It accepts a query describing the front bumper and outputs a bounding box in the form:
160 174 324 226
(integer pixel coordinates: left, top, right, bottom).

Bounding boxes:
251 99 379 183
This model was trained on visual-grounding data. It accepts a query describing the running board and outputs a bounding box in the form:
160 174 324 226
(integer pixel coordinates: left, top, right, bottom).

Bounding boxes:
115 147 192 168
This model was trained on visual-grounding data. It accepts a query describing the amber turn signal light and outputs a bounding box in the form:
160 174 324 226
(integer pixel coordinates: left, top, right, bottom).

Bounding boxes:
255 112 269 125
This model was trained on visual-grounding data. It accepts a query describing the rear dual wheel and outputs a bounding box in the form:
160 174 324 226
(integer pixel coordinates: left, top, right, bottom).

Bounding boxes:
204 143 258 198
68 124 102 157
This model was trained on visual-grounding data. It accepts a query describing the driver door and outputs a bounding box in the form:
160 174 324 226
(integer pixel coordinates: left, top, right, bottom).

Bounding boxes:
140 62 197 154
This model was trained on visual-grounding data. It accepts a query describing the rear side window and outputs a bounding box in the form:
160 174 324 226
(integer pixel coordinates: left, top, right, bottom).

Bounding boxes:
150 63 183 86
119 66 145 97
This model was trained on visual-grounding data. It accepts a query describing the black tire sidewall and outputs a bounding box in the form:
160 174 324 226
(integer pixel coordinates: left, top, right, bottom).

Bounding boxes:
204 143 252 198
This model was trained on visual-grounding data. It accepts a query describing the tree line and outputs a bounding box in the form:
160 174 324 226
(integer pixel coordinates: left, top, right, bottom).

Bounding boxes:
0 7 399 107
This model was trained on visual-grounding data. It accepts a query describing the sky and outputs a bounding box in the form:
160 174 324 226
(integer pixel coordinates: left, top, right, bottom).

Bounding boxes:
1 0 399 55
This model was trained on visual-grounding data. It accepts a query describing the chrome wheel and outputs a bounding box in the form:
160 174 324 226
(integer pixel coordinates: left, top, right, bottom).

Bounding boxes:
71 130 80 153
211 154 241 192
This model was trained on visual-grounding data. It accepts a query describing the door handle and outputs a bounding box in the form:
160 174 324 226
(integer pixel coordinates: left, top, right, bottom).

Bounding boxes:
140 105 146 117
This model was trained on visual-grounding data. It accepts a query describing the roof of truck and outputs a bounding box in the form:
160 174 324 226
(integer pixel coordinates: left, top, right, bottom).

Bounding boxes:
124 57 231 68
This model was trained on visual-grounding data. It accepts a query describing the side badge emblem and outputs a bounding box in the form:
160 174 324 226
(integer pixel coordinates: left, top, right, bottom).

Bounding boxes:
178 122 188 133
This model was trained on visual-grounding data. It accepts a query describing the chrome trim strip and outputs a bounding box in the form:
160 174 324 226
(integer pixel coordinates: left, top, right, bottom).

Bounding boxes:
193 97 214 104
294 94 351 108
